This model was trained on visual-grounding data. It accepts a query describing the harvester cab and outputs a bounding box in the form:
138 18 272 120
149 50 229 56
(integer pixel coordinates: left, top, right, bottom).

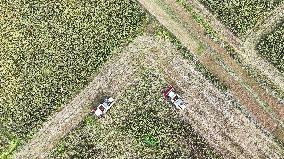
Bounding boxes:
91 97 115 117
162 84 186 110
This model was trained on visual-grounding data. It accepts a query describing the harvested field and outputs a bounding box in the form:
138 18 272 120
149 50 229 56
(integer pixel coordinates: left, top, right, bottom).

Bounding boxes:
49 68 221 159
2 0 284 158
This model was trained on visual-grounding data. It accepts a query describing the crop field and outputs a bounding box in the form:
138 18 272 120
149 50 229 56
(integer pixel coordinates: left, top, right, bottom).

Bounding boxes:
198 0 284 36
49 69 221 158
257 21 284 73
0 0 148 156
2 0 284 158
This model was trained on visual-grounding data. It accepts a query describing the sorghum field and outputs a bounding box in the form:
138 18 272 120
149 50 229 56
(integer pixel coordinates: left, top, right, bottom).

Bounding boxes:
198 0 284 36
49 69 221 159
0 0 148 156
257 20 284 73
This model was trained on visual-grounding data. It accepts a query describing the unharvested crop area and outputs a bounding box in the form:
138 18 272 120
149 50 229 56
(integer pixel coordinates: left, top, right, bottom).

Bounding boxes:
49 69 221 159
198 0 283 36
0 0 148 155
257 20 284 73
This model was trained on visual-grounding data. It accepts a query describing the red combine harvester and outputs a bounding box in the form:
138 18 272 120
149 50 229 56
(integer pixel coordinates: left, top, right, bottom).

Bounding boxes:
162 84 186 110
91 97 115 117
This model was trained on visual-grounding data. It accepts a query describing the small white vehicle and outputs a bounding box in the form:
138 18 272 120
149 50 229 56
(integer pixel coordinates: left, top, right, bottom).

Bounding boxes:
162 84 186 110
91 97 115 117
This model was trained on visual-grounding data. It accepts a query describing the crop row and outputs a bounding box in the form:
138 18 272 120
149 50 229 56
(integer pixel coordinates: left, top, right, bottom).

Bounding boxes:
198 0 283 37
0 0 148 156
50 69 221 158
257 21 284 73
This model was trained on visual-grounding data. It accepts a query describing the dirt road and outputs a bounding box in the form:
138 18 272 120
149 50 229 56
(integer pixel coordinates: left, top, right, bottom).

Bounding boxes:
14 44 141 158
138 0 284 136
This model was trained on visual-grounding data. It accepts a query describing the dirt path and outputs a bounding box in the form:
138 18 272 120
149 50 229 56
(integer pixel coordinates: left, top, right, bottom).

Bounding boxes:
139 36 284 158
14 44 141 158
138 0 284 136
182 0 284 93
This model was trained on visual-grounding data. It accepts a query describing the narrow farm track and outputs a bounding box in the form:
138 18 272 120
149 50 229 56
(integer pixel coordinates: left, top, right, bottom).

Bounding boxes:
139 36 284 158
138 0 284 138
183 0 284 93
14 46 141 158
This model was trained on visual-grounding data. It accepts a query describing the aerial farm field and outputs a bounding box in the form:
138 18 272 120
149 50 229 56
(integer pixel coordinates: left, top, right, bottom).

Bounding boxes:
1 0 284 158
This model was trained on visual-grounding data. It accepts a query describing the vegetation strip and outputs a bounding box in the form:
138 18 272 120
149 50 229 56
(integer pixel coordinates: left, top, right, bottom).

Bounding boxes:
197 0 284 37
242 3 284 92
